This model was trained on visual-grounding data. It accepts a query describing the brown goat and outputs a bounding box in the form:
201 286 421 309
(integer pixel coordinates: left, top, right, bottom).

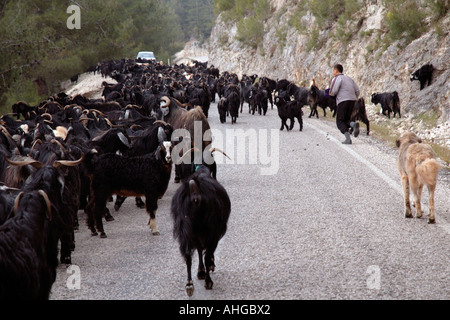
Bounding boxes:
159 96 212 182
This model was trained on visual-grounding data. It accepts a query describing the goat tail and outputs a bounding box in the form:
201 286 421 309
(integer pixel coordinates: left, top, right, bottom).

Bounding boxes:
416 158 440 187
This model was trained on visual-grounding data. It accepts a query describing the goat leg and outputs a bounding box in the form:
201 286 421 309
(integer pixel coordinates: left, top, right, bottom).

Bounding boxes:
197 248 206 280
86 200 98 236
185 254 194 297
204 250 215 290
114 195 126 211
94 198 107 238
146 202 160 236
60 231 73 264
289 118 295 131
135 197 145 208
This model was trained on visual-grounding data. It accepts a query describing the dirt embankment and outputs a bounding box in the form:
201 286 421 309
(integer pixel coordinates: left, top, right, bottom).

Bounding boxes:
62 73 117 99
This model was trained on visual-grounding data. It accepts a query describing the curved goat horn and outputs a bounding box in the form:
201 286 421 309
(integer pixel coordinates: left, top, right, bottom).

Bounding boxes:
176 147 201 165
4 155 43 169
51 139 67 152
209 147 231 160
13 192 25 215
160 96 171 107
53 153 85 169
41 113 53 122
28 139 43 156
153 120 169 126
38 190 52 221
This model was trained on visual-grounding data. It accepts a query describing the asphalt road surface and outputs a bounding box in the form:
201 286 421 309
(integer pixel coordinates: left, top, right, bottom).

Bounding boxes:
50 101 450 300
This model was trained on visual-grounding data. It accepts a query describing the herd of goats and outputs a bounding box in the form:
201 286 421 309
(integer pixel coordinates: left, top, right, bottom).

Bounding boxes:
0 57 435 299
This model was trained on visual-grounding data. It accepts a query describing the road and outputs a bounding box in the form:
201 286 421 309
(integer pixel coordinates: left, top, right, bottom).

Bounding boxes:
50 101 450 300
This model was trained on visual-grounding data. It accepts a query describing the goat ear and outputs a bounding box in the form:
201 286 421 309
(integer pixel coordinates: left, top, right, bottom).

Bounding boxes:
155 146 161 160
117 132 131 148
157 127 166 143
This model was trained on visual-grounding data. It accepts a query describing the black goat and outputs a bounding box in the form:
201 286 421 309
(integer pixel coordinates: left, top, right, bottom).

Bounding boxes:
0 186 18 224
308 85 336 118
249 86 269 116
218 97 228 124
274 96 303 131
5 154 85 265
11 101 36 120
113 122 173 212
351 98 370 135
287 83 310 108
224 84 240 124
171 165 231 296
239 81 254 113
410 64 433 90
157 96 211 183
84 135 173 238
371 91 401 118
0 190 55 300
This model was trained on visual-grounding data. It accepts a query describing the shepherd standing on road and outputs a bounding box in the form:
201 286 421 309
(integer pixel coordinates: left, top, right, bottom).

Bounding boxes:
329 64 360 144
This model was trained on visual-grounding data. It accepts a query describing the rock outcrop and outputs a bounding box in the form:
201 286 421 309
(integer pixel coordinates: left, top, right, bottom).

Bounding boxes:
202 0 449 147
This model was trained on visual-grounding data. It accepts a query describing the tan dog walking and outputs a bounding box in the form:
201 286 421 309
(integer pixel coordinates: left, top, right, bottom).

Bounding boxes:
396 132 441 223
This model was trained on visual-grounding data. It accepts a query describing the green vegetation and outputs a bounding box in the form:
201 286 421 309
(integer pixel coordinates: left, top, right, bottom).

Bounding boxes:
167 0 215 43
217 0 448 54
383 0 448 46
213 0 272 49
286 0 364 52
0 0 215 113
236 16 265 49
383 0 426 44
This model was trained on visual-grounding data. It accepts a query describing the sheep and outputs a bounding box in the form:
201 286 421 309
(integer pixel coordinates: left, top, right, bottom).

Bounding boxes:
171 165 231 296
410 64 433 90
84 133 173 238
274 96 303 131
371 91 401 119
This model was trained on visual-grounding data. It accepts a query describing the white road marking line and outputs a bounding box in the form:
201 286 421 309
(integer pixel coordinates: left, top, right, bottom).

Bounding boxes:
306 122 450 235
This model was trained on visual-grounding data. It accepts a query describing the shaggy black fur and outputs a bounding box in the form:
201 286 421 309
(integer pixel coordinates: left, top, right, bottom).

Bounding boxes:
171 166 231 296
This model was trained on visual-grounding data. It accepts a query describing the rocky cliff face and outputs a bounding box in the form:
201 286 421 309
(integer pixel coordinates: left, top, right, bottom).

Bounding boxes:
203 0 449 147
